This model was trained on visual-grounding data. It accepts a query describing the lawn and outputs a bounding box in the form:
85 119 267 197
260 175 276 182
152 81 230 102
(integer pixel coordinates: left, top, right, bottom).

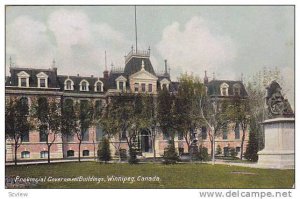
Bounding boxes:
5 162 294 189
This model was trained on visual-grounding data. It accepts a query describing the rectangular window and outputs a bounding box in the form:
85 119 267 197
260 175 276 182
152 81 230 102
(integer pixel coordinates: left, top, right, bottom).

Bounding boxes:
141 83 146 92
40 79 46 87
96 126 104 141
134 83 139 92
163 132 170 140
235 124 240 139
121 130 127 139
39 128 47 142
201 126 207 139
236 147 241 153
178 132 183 140
224 147 229 156
222 88 227 96
148 84 153 92
119 82 124 91
67 134 74 142
21 131 29 142
82 129 89 141
222 129 228 140
40 151 48 158
21 78 27 87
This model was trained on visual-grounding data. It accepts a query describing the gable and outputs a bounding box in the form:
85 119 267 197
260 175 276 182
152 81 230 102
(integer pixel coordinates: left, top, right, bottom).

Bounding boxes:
130 70 158 81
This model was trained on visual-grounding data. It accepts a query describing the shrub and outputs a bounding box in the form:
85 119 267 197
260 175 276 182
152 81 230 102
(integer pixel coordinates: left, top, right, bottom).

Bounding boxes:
216 145 222 155
98 137 112 163
198 145 209 161
128 147 139 164
230 147 238 158
163 140 179 164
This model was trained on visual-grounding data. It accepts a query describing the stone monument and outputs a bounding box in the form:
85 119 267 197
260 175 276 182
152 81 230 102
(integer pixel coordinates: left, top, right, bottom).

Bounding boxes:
257 81 294 169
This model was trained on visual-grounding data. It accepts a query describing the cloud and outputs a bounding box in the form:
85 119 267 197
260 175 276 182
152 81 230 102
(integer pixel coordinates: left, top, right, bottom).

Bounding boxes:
156 16 237 81
6 9 131 76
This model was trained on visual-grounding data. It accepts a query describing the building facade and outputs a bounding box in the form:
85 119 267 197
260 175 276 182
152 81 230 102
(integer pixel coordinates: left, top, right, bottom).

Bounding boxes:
5 48 248 162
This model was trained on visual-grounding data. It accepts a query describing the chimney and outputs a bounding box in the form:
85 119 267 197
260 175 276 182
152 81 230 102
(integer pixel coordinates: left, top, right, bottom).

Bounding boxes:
103 70 109 79
164 59 168 75
91 75 94 78
77 74 79 77
204 70 208 84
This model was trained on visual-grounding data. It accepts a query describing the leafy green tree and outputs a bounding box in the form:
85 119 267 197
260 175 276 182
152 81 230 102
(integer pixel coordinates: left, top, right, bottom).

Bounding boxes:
174 73 205 161
226 97 250 159
244 115 259 162
75 100 94 162
163 140 179 164
200 96 230 163
98 137 111 163
157 88 176 145
31 97 61 163
5 96 32 165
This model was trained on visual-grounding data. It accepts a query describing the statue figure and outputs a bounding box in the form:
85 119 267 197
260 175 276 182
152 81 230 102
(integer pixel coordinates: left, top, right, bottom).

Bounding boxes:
265 81 294 118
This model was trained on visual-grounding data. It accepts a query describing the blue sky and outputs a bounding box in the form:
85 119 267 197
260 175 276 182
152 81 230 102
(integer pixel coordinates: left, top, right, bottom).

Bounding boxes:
6 5 294 106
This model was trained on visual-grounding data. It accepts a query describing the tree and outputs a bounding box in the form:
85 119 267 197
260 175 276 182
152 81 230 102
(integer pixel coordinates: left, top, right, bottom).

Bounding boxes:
199 96 230 164
99 98 123 162
98 137 111 163
174 73 205 161
244 115 259 162
157 88 176 145
31 97 61 163
226 97 250 159
5 97 32 165
75 100 94 162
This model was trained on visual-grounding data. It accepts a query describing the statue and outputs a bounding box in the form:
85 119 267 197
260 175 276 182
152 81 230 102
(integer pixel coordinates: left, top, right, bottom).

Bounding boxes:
265 81 294 118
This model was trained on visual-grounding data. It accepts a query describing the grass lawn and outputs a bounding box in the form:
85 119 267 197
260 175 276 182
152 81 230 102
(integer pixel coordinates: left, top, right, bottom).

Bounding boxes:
6 162 294 189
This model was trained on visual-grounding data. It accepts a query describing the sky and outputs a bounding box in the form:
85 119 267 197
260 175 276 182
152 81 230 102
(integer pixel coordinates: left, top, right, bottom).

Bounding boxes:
5 5 294 107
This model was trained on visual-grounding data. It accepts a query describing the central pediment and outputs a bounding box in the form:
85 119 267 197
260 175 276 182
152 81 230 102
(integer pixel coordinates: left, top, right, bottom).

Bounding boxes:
130 69 158 81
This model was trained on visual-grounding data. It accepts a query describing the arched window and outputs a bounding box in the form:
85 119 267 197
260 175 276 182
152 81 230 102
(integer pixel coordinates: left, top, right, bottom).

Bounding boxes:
64 79 74 90
83 150 89 157
39 125 47 142
80 80 89 91
67 150 74 157
21 151 30 158
233 83 241 96
94 81 103 92
40 151 48 158
220 82 229 96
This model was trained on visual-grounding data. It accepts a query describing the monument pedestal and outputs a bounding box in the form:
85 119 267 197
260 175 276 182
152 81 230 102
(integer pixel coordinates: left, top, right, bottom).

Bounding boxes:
257 118 294 169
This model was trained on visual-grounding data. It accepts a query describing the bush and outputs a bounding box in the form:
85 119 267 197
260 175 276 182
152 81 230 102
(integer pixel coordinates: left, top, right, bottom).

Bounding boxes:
197 145 209 161
98 137 112 163
115 149 127 161
128 147 139 164
216 145 222 155
230 147 238 158
163 140 179 164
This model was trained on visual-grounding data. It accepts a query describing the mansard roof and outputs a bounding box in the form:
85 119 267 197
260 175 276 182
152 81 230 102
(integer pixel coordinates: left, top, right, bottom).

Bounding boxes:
206 80 248 97
124 57 156 77
57 75 107 93
8 67 59 88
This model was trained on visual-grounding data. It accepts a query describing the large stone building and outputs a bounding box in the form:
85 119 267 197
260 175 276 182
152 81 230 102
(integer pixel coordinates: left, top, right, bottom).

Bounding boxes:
5 48 248 162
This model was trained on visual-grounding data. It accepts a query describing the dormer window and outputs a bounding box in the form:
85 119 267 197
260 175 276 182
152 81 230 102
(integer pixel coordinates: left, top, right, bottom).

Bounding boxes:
36 72 48 88
148 84 153 92
21 78 27 87
94 80 104 92
115 75 127 92
80 80 89 91
233 83 241 96
64 78 74 90
160 78 170 91
141 83 146 92
134 83 139 92
17 71 30 87
220 82 229 96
